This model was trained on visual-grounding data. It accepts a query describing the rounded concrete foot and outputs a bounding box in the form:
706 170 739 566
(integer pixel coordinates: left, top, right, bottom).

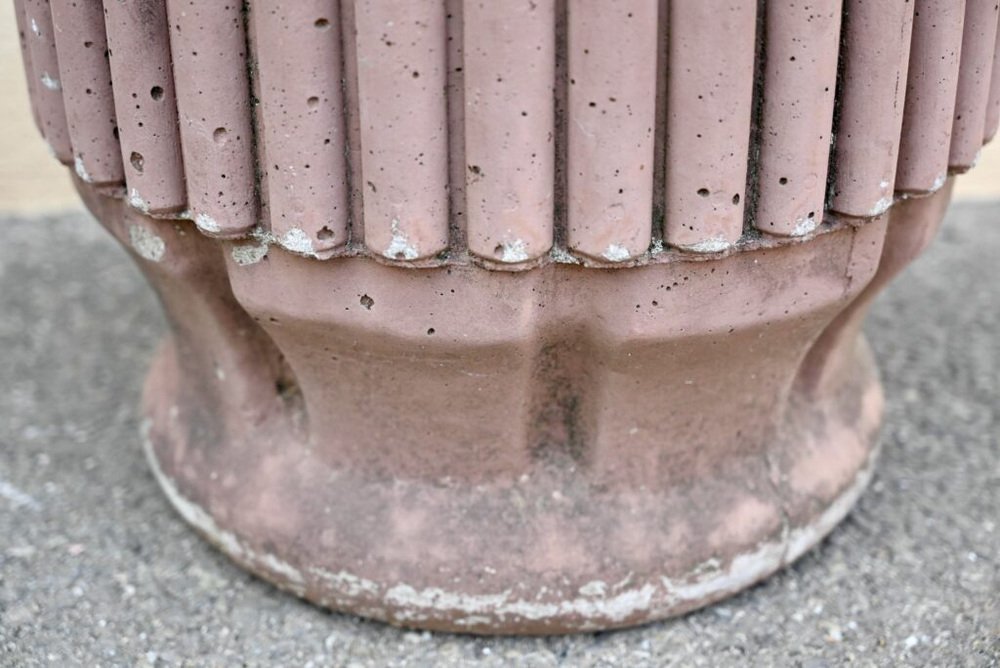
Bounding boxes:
141 329 882 635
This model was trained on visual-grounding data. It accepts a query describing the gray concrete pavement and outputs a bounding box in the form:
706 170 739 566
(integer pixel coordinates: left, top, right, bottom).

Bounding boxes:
0 205 998 667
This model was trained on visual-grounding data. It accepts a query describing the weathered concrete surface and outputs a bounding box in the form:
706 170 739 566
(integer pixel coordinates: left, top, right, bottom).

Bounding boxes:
0 204 998 664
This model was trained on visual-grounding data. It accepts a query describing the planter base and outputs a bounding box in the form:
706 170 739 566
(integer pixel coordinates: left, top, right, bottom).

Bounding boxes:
142 333 882 634
70 180 952 634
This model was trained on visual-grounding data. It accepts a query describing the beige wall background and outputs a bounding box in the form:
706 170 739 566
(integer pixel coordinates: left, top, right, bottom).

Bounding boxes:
1 2 997 215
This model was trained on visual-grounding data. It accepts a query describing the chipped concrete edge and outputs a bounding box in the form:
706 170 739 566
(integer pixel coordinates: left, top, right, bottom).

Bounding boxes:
140 419 879 632
128 224 166 262
231 242 269 266
384 219 420 261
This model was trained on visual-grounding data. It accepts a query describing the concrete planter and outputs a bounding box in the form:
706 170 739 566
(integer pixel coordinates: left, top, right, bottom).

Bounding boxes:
15 0 999 633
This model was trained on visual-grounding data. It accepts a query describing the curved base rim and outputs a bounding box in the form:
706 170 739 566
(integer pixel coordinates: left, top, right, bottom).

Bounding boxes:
140 337 884 635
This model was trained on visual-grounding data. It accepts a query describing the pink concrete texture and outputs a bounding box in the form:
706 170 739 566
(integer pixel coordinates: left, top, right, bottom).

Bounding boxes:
12 0 1000 634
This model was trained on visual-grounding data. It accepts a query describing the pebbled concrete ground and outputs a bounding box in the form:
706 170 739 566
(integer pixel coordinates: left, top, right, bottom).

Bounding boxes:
0 204 997 667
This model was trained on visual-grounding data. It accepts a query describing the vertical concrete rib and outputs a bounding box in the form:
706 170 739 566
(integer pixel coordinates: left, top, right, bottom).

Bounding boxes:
663 0 757 252
949 0 1000 170
252 0 349 255
754 0 841 237
829 0 915 218
464 0 557 264
51 0 124 187
23 0 72 164
13 0 43 135
166 0 258 236
104 0 187 214
896 1 966 194
984 23 1000 142
353 0 450 260
566 0 658 262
